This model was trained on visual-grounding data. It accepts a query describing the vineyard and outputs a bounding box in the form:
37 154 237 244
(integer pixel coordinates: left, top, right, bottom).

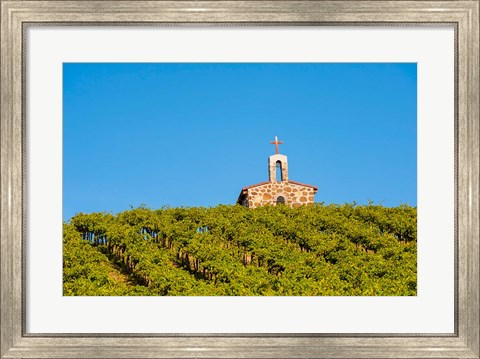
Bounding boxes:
63 203 417 296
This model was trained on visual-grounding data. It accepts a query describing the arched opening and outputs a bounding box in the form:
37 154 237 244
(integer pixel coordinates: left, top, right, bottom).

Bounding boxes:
276 160 283 182
276 196 286 205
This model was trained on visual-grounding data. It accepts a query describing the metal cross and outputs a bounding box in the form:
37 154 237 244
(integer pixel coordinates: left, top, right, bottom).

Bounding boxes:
270 136 283 154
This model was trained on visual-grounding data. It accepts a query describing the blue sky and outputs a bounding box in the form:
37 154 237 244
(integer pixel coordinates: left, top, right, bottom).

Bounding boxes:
63 63 417 220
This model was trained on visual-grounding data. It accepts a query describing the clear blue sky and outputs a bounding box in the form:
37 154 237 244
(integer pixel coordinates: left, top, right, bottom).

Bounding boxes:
63 63 417 220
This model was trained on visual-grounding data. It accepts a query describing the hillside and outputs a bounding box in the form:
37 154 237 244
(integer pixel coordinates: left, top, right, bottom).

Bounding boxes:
63 203 417 296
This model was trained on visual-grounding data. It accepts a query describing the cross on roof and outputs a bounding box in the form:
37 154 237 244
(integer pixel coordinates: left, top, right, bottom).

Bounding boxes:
270 136 283 154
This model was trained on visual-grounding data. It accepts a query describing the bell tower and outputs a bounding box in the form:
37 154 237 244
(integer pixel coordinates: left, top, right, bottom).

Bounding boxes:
268 136 288 182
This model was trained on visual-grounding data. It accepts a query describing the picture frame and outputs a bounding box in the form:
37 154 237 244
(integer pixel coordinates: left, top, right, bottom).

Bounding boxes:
1 1 479 358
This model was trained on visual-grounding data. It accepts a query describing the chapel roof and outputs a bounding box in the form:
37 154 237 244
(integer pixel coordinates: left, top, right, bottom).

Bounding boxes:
241 180 318 191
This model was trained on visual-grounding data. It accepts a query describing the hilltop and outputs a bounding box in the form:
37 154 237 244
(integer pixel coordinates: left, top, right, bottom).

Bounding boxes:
63 203 416 296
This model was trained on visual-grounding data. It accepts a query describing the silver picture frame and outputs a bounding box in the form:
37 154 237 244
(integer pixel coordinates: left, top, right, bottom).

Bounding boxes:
1 1 479 358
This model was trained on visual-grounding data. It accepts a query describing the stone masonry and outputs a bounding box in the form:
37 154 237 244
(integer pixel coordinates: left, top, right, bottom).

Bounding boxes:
238 180 317 208
237 137 318 208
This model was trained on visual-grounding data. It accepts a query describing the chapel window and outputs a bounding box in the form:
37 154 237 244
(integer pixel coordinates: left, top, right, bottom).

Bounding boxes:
276 161 283 182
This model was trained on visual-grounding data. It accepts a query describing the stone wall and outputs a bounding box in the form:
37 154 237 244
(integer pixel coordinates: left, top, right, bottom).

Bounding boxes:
246 181 316 208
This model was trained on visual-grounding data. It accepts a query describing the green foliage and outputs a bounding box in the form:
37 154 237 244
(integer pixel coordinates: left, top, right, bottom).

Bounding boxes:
63 203 417 296
63 223 148 295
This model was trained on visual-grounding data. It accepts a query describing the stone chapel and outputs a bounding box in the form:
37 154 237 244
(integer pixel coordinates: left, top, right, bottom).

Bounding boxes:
237 136 318 208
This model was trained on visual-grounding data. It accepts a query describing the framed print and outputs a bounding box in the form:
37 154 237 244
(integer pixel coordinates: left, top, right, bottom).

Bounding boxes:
1 1 479 358
29 27 444 334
